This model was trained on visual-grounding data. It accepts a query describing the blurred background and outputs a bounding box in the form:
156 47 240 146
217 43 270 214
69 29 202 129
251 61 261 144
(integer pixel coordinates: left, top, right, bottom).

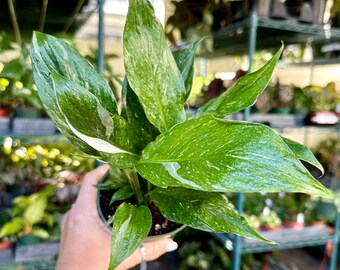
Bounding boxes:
0 0 339 269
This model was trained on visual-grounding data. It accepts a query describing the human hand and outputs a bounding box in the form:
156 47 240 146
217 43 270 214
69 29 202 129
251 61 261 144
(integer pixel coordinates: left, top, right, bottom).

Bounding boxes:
56 164 178 270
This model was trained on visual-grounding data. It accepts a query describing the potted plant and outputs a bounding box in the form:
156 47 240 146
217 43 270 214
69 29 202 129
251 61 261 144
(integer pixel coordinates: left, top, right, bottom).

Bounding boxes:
0 210 12 251
0 186 55 245
259 209 282 231
29 0 333 268
0 80 12 133
292 82 339 125
0 40 57 135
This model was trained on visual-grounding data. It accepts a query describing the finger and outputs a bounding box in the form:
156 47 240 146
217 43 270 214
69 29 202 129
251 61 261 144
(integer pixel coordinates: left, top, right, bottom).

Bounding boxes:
116 238 178 270
76 164 109 206
142 238 178 261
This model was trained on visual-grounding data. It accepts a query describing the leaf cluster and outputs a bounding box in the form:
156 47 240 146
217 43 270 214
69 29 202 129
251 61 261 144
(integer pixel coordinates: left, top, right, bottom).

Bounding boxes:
29 0 333 268
0 186 56 242
0 39 43 111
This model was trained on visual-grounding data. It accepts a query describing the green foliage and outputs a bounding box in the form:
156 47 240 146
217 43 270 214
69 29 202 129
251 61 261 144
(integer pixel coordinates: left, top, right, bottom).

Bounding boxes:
0 186 56 242
0 36 42 111
259 209 282 228
0 137 95 190
29 0 333 268
176 228 231 270
293 82 339 112
109 203 152 269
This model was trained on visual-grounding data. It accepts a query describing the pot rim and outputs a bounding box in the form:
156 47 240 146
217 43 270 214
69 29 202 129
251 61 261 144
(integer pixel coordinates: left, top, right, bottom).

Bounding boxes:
96 172 186 240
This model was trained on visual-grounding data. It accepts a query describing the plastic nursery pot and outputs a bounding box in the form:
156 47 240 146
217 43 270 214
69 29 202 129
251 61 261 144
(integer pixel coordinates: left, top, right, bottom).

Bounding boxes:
261 225 282 231
15 108 42 119
0 107 11 117
96 173 185 240
17 235 43 245
283 221 304 229
0 241 12 250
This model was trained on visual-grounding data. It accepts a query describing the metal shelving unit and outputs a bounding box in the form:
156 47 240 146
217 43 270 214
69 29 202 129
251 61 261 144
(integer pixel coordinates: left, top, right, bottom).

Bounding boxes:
209 7 340 270
213 223 339 254
212 16 340 57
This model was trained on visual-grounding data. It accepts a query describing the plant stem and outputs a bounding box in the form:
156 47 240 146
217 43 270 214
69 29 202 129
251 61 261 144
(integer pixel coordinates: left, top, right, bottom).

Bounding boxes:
147 181 152 193
7 0 22 45
127 170 143 205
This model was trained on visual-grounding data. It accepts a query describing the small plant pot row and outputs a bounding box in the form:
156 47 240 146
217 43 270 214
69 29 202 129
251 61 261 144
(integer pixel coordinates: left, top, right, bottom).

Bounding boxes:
0 117 57 135
260 220 327 232
0 240 59 264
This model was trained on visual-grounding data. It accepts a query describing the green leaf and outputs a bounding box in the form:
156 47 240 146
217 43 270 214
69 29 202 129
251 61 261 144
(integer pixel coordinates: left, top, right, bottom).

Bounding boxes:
99 153 140 170
38 185 56 198
282 137 324 175
109 203 152 269
50 73 140 168
24 197 47 225
137 115 333 199
96 168 129 190
150 187 272 243
30 32 117 114
30 32 103 156
0 58 27 80
110 185 133 205
12 196 30 208
124 0 186 133
173 39 203 99
42 213 54 228
196 45 283 117
121 77 159 151
32 228 49 240
0 218 24 238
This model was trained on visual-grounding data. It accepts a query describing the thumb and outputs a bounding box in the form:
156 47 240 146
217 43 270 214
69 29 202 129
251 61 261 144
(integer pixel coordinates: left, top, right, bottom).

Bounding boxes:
142 238 178 261
116 238 178 270
76 164 110 205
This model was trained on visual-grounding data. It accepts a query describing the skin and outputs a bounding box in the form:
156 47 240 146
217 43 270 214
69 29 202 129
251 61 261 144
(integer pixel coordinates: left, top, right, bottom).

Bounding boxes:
56 164 178 270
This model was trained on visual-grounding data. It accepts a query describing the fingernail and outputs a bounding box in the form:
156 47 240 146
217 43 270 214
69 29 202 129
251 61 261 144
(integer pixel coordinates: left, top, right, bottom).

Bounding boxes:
166 241 178 252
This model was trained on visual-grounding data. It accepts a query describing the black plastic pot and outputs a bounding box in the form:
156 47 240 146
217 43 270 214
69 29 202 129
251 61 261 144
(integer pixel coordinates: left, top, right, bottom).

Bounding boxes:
96 173 186 240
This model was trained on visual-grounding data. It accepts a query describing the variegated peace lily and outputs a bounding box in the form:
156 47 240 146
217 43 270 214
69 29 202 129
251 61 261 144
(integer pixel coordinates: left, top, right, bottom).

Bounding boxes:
30 0 333 268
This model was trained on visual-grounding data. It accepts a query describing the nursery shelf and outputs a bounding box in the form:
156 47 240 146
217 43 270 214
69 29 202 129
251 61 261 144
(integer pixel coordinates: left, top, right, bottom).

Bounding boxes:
210 11 340 270
213 225 336 254
210 16 340 57
0 260 56 270
0 133 68 145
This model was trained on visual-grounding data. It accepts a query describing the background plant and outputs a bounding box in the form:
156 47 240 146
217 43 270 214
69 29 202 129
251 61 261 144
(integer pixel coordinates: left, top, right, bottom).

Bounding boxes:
0 186 56 243
0 137 95 189
292 82 340 112
30 0 333 268
0 39 43 112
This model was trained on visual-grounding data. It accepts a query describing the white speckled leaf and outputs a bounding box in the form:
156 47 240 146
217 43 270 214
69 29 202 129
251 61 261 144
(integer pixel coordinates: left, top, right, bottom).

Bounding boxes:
31 32 117 114
173 39 203 99
120 78 159 151
30 32 101 155
137 115 333 199
109 203 151 269
149 187 273 243
51 73 140 168
282 137 324 175
124 0 186 133
196 45 283 117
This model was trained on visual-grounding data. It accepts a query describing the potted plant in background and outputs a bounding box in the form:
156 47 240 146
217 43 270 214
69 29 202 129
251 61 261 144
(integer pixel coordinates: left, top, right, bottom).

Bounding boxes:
0 210 12 248
30 0 333 268
292 82 339 125
0 186 56 245
0 210 13 264
0 79 13 134
259 209 282 231
0 186 60 262
0 33 15 133
0 38 57 135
